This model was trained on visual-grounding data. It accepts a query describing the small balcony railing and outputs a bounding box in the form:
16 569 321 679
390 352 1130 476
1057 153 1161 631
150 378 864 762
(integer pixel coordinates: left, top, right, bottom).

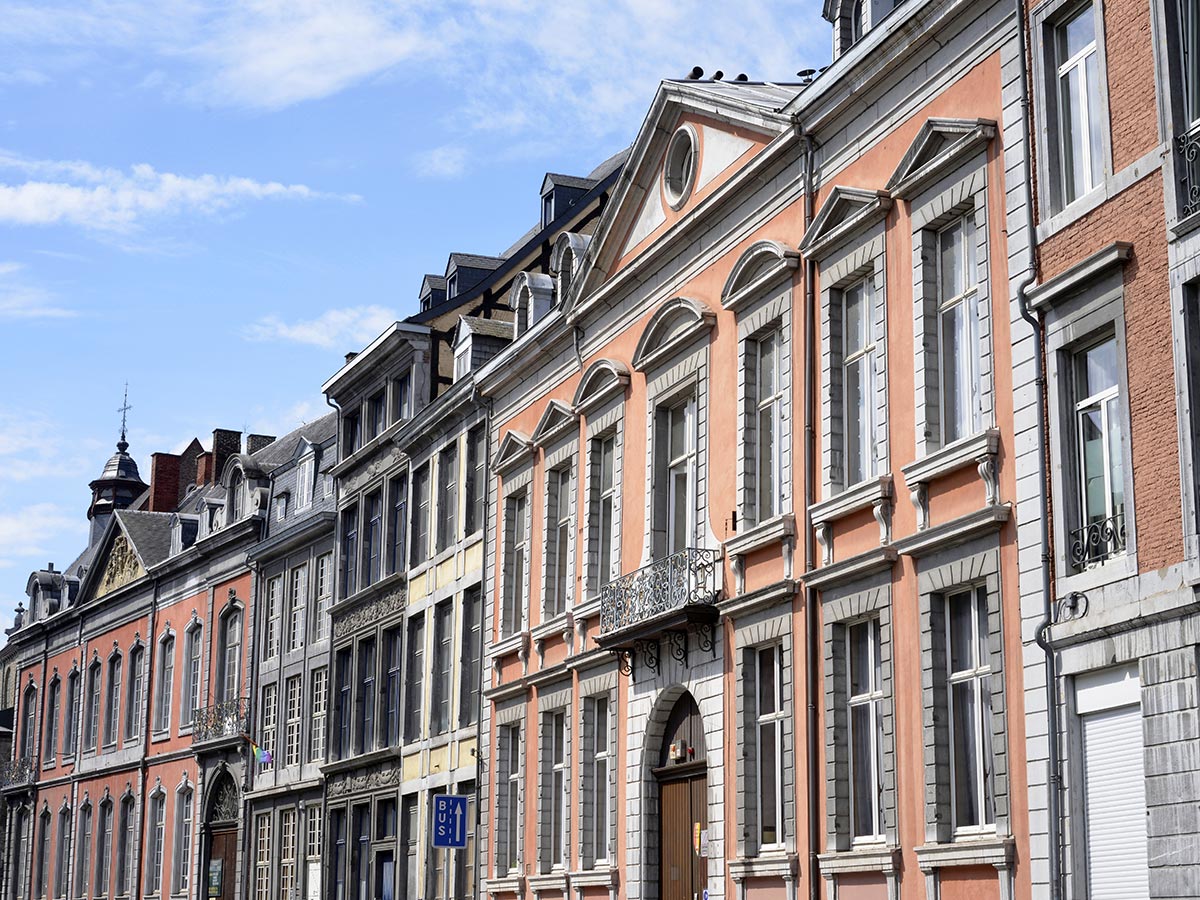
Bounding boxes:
1177 119 1200 218
599 547 722 636
191 698 249 745
0 756 35 789
1070 512 1126 571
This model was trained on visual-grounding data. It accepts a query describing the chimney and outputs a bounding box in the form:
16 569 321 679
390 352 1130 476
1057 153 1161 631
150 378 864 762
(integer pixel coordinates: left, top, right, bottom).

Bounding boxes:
246 434 276 455
178 439 203 501
149 453 181 512
345 351 358 364
211 429 242 483
196 451 214 486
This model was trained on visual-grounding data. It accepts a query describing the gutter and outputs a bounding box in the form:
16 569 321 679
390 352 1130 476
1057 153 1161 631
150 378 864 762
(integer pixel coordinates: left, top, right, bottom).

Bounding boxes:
1009 0 1063 897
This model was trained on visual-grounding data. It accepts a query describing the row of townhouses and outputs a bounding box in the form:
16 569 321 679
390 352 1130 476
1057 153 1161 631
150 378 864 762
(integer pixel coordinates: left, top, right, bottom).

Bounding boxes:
3 0 1200 899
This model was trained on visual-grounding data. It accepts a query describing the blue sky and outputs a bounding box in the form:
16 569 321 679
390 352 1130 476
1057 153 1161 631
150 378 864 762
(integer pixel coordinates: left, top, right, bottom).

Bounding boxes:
0 0 830 631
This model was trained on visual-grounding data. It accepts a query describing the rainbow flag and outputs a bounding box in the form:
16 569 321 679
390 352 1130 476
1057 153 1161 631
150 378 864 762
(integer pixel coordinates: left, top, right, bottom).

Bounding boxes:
246 736 272 765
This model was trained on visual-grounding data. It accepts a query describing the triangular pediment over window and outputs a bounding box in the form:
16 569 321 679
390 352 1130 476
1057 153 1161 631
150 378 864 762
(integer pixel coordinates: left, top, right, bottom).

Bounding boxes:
495 430 535 477
799 186 892 260
572 359 631 415
886 118 996 200
531 400 579 448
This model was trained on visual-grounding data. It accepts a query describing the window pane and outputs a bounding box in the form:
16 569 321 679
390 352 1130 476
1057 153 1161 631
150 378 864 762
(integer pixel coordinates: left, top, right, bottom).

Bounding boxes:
671 469 688 552
940 302 966 443
1060 3 1094 59
1081 408 1108 523
951 680 981 827
759 719 778 844
850 702 874 837
844 282 867 354
669 404 686 458
757 646 777 715
757 405 776 514
949 592 977 673
845 355 867 485
1082 338 1118 395
1105 395 1124 516
757 333 777 398
849 621 871 696
939 220 962 299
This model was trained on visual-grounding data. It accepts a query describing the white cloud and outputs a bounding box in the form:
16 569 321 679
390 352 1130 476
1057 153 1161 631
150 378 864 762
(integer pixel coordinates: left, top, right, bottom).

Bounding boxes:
243 304 400 349
0 502 87 570
0 261 76 319
414 144 468 179
0 151 360 233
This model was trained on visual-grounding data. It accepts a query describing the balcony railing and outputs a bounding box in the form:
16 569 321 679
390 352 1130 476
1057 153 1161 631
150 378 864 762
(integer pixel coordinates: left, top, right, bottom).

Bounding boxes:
0 756 35 789
600 547 722 636
1070 512 1126 571
1178 119 1200 218
191 698 249 745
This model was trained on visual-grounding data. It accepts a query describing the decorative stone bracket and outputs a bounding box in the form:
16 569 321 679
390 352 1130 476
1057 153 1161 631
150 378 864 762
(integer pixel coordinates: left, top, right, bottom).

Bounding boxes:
901 429 1001 531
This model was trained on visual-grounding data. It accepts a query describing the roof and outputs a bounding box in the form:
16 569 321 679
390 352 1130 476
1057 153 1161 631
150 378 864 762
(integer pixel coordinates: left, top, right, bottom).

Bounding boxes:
458 316 515 342
664 79 802 113
92 439 146 486
586 147 631 181
543 172 599 192
249 410 338 471
114 510 173 569
448 253 507 272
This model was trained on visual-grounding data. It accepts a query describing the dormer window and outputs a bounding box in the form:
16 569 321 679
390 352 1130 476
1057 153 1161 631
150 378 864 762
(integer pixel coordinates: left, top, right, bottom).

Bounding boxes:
447 273 458 299
297 455 315 511
455 344 471 382
230 471 245 521
850 0 865 43
273 495 288 522
343 410 362 457
542 192 555 228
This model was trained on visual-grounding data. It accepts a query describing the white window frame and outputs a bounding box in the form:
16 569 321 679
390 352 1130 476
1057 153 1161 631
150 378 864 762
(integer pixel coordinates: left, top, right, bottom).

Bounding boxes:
846 617 885 843
841 280 877 488
260 683 277 771
310 667 328 763
153 635 174 734
935 215 983 446
287 564 307 652
146 792 165 896
503 492 529 637
754 644 786 851
173 785 193 895
664 395 697 557
1053 2 1104 206
284 675 303 768
547 711 568 869
546 466 573 620
1070 335 1126 569
753 329 785 522
254 813 272 900
594 434 617 590
588 695 613 866
264 576 281 660
945 586 995 835
499 724 522 876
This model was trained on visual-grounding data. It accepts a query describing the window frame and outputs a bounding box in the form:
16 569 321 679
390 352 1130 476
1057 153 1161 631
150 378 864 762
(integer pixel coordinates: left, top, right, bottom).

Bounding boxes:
753 644 786 851
846 617 886 843
153 634 174 735
944 586 996 835
502 490 529 637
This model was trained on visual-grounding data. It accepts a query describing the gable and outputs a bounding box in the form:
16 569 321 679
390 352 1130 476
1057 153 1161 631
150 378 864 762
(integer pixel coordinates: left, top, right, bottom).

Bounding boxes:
95 532 146 599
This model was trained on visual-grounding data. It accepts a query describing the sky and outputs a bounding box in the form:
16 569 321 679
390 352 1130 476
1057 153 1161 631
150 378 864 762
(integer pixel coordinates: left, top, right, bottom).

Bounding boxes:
0 0 831 633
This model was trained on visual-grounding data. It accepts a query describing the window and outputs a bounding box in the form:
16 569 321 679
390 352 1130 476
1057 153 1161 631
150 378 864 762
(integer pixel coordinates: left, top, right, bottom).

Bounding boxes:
260 683 277 770
586 696 612 866
400 796 418 900
547 467 573 619
54 808 70 899
1070 336 1126 568
14 808 30 900
85 661 101 752
330 808 346 900
946 587 995 830
182 625 202 728
280 808 298 899
753 329 784 519
173 787 193 894
387 475 408 576
410 465 430 566
546 711 568 868
340 505 359 599
76 805 92 897
542 191 554 227
103 654 122 746
343 410 362 458
357 638 376 753
455 782 477 898
849 0 865 43
230 471 245 522
437 444 459 552
65 671 79 757
306 812 323 900
363 490 383 587
385 628 403 746
446 273 458 298
663 126 697 208
44 680 60 763
393 371 412 423
285 675 303 767
430 602 453 735
465 426 485 535
273 494 287 522
842 281 876 486
937 216 982 444
502 493 528 636
1053 2 1104 206
593 435 617 590
147 794 165 896
367 390 387 441
459 587 481 728
312 553 332 643
297 455 314 510
36 809 50 900
96 799 113 897
847 619 884 841
218 609 241 704
352 805 370 900
454 346 471 382
754 645 785 848
153 636 174 733
404 615 425 741
310 667 328 762
288 564 307 652
116 796 135 897
254 813 272 900
335 648 352 760
498 724 521 875
265 576 282 659
661 396 697 556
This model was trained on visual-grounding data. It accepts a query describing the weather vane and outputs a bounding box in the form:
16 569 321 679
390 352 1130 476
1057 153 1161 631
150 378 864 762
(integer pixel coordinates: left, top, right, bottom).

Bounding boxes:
118 382 132 443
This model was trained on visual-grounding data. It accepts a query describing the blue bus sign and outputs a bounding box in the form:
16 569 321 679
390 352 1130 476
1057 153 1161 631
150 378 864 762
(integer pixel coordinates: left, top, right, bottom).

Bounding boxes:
431 794 469 849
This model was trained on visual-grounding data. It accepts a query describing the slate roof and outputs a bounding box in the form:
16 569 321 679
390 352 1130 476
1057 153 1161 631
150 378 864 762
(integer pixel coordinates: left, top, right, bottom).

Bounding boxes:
249 410 338 471
448 253 507 272
114 510 173 569
544 172 599 191
459 316 515 341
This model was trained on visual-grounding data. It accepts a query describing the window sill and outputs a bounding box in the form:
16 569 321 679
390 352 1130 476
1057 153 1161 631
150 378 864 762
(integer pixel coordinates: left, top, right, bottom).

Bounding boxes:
1055 552 1136 596
725 514 795 559
531 613 572 644
484 875 525 896
491 629 530 658
914 835 1012 871
567 867 618 888
902 429 999 488
817 845 898 875
528 872 569 894
806 547 898 592
892 504 1010 558
810 477 893 526
150 731 170 744
729 852 799 880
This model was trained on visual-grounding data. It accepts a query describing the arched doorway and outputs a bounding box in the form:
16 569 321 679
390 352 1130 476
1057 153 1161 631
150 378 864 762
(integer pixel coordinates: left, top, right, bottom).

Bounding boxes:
203 770 239 900
654 691 707 900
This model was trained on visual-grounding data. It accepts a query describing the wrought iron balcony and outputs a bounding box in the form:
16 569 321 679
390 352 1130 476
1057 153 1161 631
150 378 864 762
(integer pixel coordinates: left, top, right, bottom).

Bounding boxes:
1178 120 1200 218
191 698 249 746
1070 512 1126 571
599 547 722 642
0 756 35 789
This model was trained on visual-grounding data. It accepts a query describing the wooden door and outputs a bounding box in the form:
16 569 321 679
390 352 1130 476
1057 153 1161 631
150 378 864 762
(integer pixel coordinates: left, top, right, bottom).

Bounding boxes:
659 773 707 900
208 828 237 900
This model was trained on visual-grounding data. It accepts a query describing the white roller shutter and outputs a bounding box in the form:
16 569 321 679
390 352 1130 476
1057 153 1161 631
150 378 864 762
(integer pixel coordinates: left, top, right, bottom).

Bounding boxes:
1082 702 1149 900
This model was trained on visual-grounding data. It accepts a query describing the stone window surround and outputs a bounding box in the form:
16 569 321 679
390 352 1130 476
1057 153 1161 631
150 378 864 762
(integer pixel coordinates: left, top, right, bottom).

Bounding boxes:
909 153 996 463
535 685 572 875
493 701 527 881
733 606 797 862
819 575 897 857
914 539 1011 851
577 669 618 873
581 400 625 608
539 436 580 630
1176 269 1200 575
1029 242 1139 596
497 463 535 652
1029 0 1115 226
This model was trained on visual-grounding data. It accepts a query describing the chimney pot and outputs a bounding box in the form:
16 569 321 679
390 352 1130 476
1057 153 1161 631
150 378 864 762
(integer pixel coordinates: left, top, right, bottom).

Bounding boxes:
345 351 358 364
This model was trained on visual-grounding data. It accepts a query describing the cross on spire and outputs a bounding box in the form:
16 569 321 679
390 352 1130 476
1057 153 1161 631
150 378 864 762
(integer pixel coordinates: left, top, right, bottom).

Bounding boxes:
117 383 132 444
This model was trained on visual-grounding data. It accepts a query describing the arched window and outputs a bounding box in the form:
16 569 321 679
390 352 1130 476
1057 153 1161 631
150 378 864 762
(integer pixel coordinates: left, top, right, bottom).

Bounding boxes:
125 645 145 743
44 679 60 764
146 792 165 896
13 806 31 900
173 784 194 894
103 653 122 747
95 798 113 897
84 661 102 752
154 634 175 733
116 795 136 897
182 624 202 728
218 608 242 704
21 683 37 760
36 807 51 899
849 0 865 44
230 470 245 522
75 802 92 897
55 806 71 899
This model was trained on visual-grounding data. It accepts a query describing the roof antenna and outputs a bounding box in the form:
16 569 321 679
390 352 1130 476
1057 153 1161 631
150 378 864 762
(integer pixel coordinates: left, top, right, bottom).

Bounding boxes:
117 383 132 450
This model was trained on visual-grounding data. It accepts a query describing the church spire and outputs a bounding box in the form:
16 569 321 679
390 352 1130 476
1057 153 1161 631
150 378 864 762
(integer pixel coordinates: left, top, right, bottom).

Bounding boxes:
87 384 147 546
117 382 132 451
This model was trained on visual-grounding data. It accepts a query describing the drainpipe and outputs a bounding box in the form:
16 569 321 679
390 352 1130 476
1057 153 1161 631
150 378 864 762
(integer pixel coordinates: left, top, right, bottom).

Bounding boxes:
134 578 160 900
471 380 491 899
1010 0 1063 897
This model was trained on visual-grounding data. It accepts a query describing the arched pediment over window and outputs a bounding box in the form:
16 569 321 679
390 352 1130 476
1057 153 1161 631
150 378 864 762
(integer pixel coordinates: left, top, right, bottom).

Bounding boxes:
572 358 631 415
721 240 800 311
632 297 716 372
